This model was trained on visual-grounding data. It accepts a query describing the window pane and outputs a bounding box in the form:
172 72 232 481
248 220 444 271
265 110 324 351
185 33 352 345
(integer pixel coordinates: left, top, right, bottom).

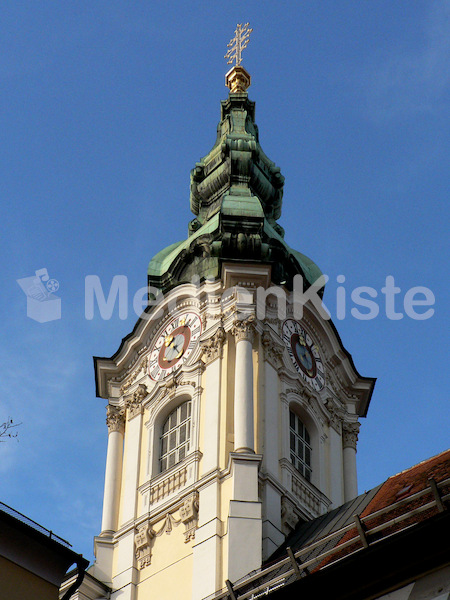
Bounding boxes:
290 432 295 451
305 428 310 445
305 447 311 466
160 401 192 473
289 412 312 481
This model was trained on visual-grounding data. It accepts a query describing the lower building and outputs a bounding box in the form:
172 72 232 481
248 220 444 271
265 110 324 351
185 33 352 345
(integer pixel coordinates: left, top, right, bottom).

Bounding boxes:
0 502 88 600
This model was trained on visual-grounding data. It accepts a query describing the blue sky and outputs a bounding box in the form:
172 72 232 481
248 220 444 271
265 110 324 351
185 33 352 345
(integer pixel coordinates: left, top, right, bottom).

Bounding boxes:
1 2 449 563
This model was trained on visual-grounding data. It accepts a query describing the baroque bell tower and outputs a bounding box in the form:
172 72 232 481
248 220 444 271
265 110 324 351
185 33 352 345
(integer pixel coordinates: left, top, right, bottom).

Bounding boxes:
89 26 375 600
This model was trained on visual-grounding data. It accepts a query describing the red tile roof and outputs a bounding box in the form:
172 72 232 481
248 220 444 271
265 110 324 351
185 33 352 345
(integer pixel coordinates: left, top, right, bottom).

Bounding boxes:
318 449 450 569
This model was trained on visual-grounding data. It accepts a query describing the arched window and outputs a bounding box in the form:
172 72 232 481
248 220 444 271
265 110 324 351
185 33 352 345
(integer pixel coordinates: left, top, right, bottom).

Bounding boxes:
289 410 312 482
160 401 192 473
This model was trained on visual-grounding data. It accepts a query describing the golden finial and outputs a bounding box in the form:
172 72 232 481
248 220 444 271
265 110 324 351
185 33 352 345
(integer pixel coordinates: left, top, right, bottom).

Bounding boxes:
225 23 252 93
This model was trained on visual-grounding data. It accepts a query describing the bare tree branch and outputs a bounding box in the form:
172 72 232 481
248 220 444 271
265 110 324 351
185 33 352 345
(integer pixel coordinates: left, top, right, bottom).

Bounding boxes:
0 418 21 442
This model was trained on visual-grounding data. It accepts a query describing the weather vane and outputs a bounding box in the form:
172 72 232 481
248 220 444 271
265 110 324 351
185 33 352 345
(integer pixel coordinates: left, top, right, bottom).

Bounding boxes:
225 23 253 67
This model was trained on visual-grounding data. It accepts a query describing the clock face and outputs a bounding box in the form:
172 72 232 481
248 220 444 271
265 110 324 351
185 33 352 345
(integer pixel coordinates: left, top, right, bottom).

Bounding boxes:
282 319 325 391
148 312 202 381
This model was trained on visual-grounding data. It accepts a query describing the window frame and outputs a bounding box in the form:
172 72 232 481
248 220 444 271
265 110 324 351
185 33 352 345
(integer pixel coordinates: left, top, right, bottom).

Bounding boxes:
159 400 192 473
289 409 312 482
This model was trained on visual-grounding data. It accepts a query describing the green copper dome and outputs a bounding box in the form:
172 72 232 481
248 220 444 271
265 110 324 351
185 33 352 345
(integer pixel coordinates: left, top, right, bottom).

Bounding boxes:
147 89 323 294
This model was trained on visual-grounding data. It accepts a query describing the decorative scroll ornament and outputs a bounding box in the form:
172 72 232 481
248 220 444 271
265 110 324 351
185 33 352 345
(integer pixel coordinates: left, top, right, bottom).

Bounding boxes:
325 398 343 432
261 331 284 368
179 492 200 543
164 373 197 396
126 383 147 419
106 405 125 434
281 496 299 535
135 522 155 569
342 422 360 450
231 316 256 343
201 326 225 364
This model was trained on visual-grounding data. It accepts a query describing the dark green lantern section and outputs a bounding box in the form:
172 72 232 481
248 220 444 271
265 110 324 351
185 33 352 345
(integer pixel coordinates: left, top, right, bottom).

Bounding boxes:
147 90 323 294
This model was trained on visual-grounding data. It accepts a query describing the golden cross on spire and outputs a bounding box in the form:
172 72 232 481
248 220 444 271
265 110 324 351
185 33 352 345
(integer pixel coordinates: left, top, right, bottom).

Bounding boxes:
225 23 253 67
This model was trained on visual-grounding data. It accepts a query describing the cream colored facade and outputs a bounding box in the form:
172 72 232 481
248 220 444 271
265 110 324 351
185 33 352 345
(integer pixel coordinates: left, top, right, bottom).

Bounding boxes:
88 263 373 600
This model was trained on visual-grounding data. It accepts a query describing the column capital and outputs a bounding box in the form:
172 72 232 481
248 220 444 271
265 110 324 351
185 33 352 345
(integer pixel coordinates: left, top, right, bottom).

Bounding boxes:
342 421 360 450
106 404 125 434
231 316 256 343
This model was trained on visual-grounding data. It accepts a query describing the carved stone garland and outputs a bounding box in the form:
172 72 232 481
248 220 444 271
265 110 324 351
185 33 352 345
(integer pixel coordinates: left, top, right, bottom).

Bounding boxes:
134 492 200 569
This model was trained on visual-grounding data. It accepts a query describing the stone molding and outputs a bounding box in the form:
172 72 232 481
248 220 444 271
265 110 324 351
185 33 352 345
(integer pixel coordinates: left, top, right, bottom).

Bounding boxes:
342 422 360 450
126 383 147 420
120 356 148 394
106 405 125 434
231 316 256 343
201 326 225 364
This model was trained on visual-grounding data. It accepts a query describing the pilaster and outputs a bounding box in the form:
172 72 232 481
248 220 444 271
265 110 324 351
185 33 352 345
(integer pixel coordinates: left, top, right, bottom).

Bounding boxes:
227 452 262 584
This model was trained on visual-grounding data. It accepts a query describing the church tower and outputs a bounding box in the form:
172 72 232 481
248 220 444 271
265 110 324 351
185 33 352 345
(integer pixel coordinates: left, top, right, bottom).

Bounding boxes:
90 29 375 600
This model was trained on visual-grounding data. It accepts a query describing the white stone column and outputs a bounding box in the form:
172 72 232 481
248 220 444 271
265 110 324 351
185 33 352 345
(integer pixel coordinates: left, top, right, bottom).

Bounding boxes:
101 405 125 535
232 318 255 453
342 422 360 502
